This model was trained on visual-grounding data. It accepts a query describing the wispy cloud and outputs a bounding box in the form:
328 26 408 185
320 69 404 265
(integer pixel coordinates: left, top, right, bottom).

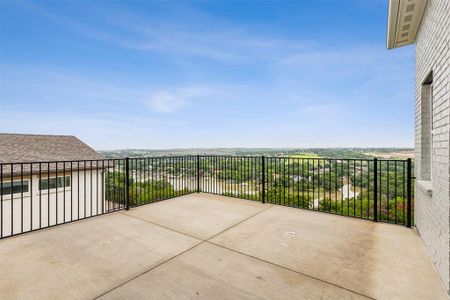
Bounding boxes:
0 109 190 149
147 91 187 113
0 65 233 114
17 1 306 63
1 1 415 148
279 44 413 79
0 65 144 106
146 86 211 113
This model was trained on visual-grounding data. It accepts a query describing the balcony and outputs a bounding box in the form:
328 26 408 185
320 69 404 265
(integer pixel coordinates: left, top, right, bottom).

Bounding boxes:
0 156 445 298
0 155 414 238
0 193 447 299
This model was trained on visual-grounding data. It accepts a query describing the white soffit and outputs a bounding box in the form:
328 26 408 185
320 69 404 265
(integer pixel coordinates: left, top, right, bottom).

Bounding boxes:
387 0 427 49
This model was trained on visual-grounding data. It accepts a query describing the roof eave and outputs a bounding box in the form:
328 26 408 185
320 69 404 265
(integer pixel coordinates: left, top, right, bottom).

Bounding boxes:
387 0 400 49
386 0 427 49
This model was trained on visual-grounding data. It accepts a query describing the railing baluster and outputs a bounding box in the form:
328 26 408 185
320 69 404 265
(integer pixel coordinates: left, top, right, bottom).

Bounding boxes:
125 157 130 211
373 158 378 222
1 163 3 238
21 163 23 233
30 163 33 232
407 158 412 228
10 164 13 236
261 156 265 204
196 155 200 193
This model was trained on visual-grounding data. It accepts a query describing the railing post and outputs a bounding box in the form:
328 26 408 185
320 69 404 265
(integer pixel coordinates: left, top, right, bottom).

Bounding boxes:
125 157 130 210
373 158 378 222
196 155 200 193
261 156 266 204
406 158 412 228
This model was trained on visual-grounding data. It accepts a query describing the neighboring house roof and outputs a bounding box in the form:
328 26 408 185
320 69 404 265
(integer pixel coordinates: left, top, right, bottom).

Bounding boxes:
387 0 427 49
0 134 106 177
0 133 103 163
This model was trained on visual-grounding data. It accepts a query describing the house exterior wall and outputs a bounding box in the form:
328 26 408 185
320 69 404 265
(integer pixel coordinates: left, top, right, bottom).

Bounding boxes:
414 0 450 291
0 170 106 237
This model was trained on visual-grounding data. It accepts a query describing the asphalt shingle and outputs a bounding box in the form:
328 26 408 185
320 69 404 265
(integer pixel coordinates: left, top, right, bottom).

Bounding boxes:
0 134 109 176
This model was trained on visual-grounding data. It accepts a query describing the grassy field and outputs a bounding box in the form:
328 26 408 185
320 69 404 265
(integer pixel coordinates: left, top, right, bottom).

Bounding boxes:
289 153 322 159
363 151 414 159
286 153 322 165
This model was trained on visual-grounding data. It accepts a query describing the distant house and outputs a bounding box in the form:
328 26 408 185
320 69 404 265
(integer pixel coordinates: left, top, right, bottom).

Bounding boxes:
0 134 105 235
387 0 450 293
291 175 304 182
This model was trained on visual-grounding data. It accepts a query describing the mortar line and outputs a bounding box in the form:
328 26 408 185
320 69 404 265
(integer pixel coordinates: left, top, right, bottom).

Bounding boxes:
95 203 274 299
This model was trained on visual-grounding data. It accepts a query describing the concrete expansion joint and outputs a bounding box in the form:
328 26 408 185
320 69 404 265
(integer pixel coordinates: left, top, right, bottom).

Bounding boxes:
94 204 275 299
99 204 375 300
204 240 375 300
118 202 274 242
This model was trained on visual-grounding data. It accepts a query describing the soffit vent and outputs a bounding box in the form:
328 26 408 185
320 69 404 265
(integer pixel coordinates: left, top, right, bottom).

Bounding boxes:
387 0 427 49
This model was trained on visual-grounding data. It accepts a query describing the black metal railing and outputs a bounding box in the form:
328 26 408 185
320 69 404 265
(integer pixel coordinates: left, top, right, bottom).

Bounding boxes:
0 157 198 239
198 155 263 202
0 155 413 239
264 157 413 226
197 156 413 226
125 156 198 207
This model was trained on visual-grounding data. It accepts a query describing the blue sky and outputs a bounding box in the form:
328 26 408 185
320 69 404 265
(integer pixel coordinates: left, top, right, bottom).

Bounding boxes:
0 1 415 150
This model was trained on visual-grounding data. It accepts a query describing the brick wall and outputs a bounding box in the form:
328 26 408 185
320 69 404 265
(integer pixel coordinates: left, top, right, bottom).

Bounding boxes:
414 0 450 291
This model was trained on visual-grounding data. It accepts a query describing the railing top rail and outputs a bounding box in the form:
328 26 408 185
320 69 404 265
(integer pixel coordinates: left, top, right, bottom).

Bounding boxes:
197 155 412 162
0 155 202 166
0 155 413 166
127 155 199 159
0 158 124 166
262 156 411 162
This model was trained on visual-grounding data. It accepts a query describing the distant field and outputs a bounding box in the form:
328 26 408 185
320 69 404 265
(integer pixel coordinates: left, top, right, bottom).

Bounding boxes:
285 153 322 164
289 153 322 159
100 148 414 160
364 151 414 159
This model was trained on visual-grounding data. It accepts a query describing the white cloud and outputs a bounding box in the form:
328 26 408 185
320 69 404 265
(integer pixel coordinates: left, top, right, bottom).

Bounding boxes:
147 90 187 113
146 85 213 113
18 2 305 63
278 44 414 82
0 109 188 149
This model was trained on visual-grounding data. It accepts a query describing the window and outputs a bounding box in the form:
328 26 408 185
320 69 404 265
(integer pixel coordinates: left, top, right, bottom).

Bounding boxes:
0 180 29 196
39 176 71 191
420 71 433 180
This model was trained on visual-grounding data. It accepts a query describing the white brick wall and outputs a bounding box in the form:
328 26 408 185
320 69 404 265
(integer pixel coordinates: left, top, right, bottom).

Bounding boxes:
414 0 450 292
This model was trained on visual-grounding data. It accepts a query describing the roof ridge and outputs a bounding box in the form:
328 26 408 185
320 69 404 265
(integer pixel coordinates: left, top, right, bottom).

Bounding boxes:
0 133 76 137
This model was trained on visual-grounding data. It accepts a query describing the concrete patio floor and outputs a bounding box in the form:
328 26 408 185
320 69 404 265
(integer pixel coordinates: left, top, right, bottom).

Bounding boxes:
0 193 447 300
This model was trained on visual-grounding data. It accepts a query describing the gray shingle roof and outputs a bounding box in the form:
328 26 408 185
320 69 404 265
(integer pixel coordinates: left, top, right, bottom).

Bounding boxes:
0 134 103 163
0 134 109 177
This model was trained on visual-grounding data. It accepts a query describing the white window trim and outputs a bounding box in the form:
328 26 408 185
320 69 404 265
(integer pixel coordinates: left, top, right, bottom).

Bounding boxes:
0 179 31 200
429 83 434 181
38 175 71 191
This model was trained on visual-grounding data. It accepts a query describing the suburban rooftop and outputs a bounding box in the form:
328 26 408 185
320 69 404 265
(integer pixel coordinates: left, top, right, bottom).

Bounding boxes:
0 133 103 163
